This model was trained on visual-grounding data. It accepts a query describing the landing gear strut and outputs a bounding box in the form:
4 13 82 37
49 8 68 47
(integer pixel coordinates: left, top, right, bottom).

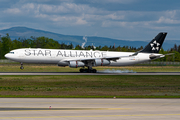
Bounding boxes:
20 62 24 70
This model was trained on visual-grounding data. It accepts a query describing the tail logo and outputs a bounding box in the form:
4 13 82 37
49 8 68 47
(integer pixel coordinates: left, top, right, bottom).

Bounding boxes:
150 40 160 51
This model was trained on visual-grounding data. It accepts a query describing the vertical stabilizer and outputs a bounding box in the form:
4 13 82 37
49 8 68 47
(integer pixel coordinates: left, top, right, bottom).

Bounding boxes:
140 32 167 53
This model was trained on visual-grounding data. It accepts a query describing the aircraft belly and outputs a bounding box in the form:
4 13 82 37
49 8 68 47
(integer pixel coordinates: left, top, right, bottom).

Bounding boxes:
16 56 59 64
110 58 149 66
110 61 136 66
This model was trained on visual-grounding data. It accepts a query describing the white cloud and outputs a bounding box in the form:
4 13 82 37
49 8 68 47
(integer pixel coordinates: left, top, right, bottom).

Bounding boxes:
86 0 136 4
4 8 21 14
102 20 139 28
22 3 35 10
3 2 180 28
36 3 91 14
105 13 125 20
157 16 180 24
75 18 87 25
1 0 180 40
165 10 177 19
3 2 180 32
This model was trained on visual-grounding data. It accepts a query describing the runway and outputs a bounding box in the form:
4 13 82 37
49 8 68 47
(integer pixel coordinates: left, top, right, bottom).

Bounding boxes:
0 98 180 120
0 72 180 75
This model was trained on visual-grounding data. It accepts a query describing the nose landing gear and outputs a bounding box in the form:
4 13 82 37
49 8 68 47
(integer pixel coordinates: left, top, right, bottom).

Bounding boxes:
20 63 24 70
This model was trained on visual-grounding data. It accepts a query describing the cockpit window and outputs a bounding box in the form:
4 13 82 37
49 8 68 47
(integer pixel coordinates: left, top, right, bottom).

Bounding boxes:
9 52 14 54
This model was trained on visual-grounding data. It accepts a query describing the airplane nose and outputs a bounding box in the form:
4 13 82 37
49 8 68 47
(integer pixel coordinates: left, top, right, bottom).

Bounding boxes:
5 53 9 59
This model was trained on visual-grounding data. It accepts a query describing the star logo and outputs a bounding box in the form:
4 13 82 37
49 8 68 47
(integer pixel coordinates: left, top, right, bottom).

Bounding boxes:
150 40 160 51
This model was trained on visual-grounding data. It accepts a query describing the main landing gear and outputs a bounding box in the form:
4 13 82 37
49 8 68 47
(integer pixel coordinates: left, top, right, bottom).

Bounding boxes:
79 67 97 73
79 69 97 73
20 62 24 70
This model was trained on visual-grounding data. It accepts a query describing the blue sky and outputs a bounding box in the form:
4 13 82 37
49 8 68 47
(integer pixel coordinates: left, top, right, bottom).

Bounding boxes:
0 0 180 41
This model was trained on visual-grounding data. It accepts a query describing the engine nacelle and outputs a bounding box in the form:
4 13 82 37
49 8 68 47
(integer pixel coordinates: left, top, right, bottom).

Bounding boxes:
69 61 85 68
57 61 68 66
94 59 110 66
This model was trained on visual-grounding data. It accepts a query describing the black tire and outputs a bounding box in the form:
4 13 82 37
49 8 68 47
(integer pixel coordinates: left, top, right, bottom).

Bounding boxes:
80 69 84 73
20 66 24 70
88 69 92 73
92 69 97 73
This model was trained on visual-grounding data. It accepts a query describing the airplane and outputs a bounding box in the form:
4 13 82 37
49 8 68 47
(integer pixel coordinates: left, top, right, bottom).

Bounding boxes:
5 32 168 73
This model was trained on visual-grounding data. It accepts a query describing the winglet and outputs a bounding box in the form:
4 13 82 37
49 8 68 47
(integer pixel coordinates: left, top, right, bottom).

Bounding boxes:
140 32 167 53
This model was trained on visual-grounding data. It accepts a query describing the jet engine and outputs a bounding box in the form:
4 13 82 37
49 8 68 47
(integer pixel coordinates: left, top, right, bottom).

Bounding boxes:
69 61 85 68
94 59 110 66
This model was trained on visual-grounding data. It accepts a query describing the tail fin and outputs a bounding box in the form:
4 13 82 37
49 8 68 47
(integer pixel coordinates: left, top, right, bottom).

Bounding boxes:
140 32 167 53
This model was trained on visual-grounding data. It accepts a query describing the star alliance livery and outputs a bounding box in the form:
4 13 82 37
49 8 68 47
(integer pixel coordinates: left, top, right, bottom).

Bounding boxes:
5 32 167 73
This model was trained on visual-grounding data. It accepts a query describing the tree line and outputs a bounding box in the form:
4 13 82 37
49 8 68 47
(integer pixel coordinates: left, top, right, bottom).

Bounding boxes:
0 33 180 62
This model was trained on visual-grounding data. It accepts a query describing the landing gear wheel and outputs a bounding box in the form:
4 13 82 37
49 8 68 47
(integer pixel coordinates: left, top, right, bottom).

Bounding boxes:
20 62 24 70
92 69 97 73
79 68 97 73
80 69 84 73
88 69 92 73
20 66 24 70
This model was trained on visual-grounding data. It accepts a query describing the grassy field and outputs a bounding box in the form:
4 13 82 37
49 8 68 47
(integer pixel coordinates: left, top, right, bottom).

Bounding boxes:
0 75 180 98
0 64 180 72
0 64 180 98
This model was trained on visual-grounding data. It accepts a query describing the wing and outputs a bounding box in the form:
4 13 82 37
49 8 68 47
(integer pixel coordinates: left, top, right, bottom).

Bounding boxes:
60 55 130 62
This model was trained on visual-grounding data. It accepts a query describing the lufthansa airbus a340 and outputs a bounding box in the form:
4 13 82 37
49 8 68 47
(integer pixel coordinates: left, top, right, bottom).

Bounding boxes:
5 32 168 73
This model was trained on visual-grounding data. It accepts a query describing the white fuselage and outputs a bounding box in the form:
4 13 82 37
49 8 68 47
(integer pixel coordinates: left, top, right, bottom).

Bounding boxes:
4 48 159 67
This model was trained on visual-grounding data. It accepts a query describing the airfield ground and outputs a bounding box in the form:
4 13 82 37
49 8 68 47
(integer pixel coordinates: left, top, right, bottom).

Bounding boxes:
0 64 180 98
0 64 180 72
0 75 180 98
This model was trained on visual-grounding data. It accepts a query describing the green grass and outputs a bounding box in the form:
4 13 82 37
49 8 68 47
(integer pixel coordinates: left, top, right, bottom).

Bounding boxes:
0 75 180 98
0 64 180 72
0 64 180 98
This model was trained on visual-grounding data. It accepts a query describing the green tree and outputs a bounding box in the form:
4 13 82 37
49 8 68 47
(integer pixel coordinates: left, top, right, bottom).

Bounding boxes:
1 33 12 59
75 45 82 50
11 39 22 49
101 46 109 51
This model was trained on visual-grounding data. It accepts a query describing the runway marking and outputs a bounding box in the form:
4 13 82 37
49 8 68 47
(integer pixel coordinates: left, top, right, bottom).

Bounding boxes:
0 72 180 75
0 107 130 112
1 101 179 103
0 114 180 119
1 102 180 105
